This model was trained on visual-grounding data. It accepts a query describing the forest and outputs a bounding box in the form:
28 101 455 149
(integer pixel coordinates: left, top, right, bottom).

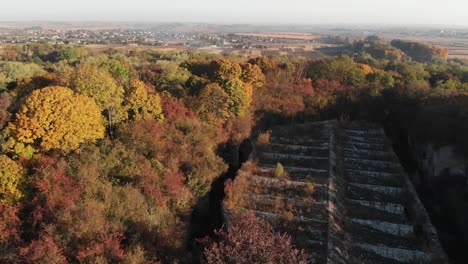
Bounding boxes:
0 35 468 263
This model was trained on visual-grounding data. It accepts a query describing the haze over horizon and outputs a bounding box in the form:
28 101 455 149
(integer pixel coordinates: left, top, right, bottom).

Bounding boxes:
1 0 467 27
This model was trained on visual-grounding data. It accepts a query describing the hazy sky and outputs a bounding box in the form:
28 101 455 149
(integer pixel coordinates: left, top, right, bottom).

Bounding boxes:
2 0 468 26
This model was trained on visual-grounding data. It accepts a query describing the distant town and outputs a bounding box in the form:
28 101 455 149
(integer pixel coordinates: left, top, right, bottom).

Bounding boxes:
0 22 467 59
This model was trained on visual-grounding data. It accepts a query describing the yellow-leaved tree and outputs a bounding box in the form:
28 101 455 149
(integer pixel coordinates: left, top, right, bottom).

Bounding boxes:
7 86 105 155
196 83 231 125
209 59 254 117
0 155 23 204
125 79 164 121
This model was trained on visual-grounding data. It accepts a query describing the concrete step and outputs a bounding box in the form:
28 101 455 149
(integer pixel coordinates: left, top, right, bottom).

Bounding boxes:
253 210 327 225
346 170 402 187
260 152 328 160
251 175 328 187
350 220 421 250
347 183 403 203
264 143 329 156
351 218 414 237
344 128 383 136
343 142 387 151
282 223 328 243
343 148 393 161
344 158 401 173
259 152 329 169
345 171 402 187
347 199 408 224
345 135 386 144
353 243 428 264
250 176 328 200
258 164 328 177
270 136 329 147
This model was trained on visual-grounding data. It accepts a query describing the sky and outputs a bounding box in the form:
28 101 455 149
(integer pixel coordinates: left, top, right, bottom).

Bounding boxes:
1 0 468 26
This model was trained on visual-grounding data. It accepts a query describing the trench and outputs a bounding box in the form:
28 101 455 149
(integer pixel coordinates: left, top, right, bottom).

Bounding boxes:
186 139 253 263
383 122 468 264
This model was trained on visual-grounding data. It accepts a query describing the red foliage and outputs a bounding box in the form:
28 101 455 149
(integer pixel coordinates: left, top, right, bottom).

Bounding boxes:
164 171 184 197
431 46 449 60
161 94 195 122
138 159 167 206
29 156 82 226
202 213 308 264
0 204 21 243
253 72 318 117
313 79 348 93
75 233 125 263
19 235 66 264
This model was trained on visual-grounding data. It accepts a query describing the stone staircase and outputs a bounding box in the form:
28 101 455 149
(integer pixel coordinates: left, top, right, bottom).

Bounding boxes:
227 120 449 264
342 127 428 263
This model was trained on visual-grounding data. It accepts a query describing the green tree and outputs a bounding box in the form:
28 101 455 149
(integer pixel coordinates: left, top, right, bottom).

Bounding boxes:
0 62 45 89
66 62 127 125
221 78 253 118
307 55 366 86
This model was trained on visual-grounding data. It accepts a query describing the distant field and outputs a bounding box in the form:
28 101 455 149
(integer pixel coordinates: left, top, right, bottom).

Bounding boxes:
448 49 468 59
235 32 320 40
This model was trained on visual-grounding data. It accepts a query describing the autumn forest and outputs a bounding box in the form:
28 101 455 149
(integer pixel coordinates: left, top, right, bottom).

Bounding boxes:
0 34 468 263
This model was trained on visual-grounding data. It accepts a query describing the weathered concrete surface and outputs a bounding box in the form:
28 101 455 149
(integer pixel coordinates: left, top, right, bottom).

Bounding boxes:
227 120 449 263
415 144 466 180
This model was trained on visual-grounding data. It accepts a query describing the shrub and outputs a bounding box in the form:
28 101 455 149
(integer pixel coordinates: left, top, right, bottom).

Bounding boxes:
275 162 285 178
202 213 308 264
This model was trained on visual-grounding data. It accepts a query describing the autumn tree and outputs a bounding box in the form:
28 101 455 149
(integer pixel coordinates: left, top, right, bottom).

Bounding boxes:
0 155 23 204
161 94 196 122
19 235 66 264
101 59 132 86
7 86 105 154
125 79 164 121
0 62 45 89
221 78 253 117
202 213 308 264
240 63 265 89
196 83 231 125
0 93 12 129
0 46 22 61
119 118 227 196
14 73 59 99
208 59 254 117
248 56 277 73
0 203 21 263
65 62 127 125
210 59 242 81
306 55 366 86
391 39 448 63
